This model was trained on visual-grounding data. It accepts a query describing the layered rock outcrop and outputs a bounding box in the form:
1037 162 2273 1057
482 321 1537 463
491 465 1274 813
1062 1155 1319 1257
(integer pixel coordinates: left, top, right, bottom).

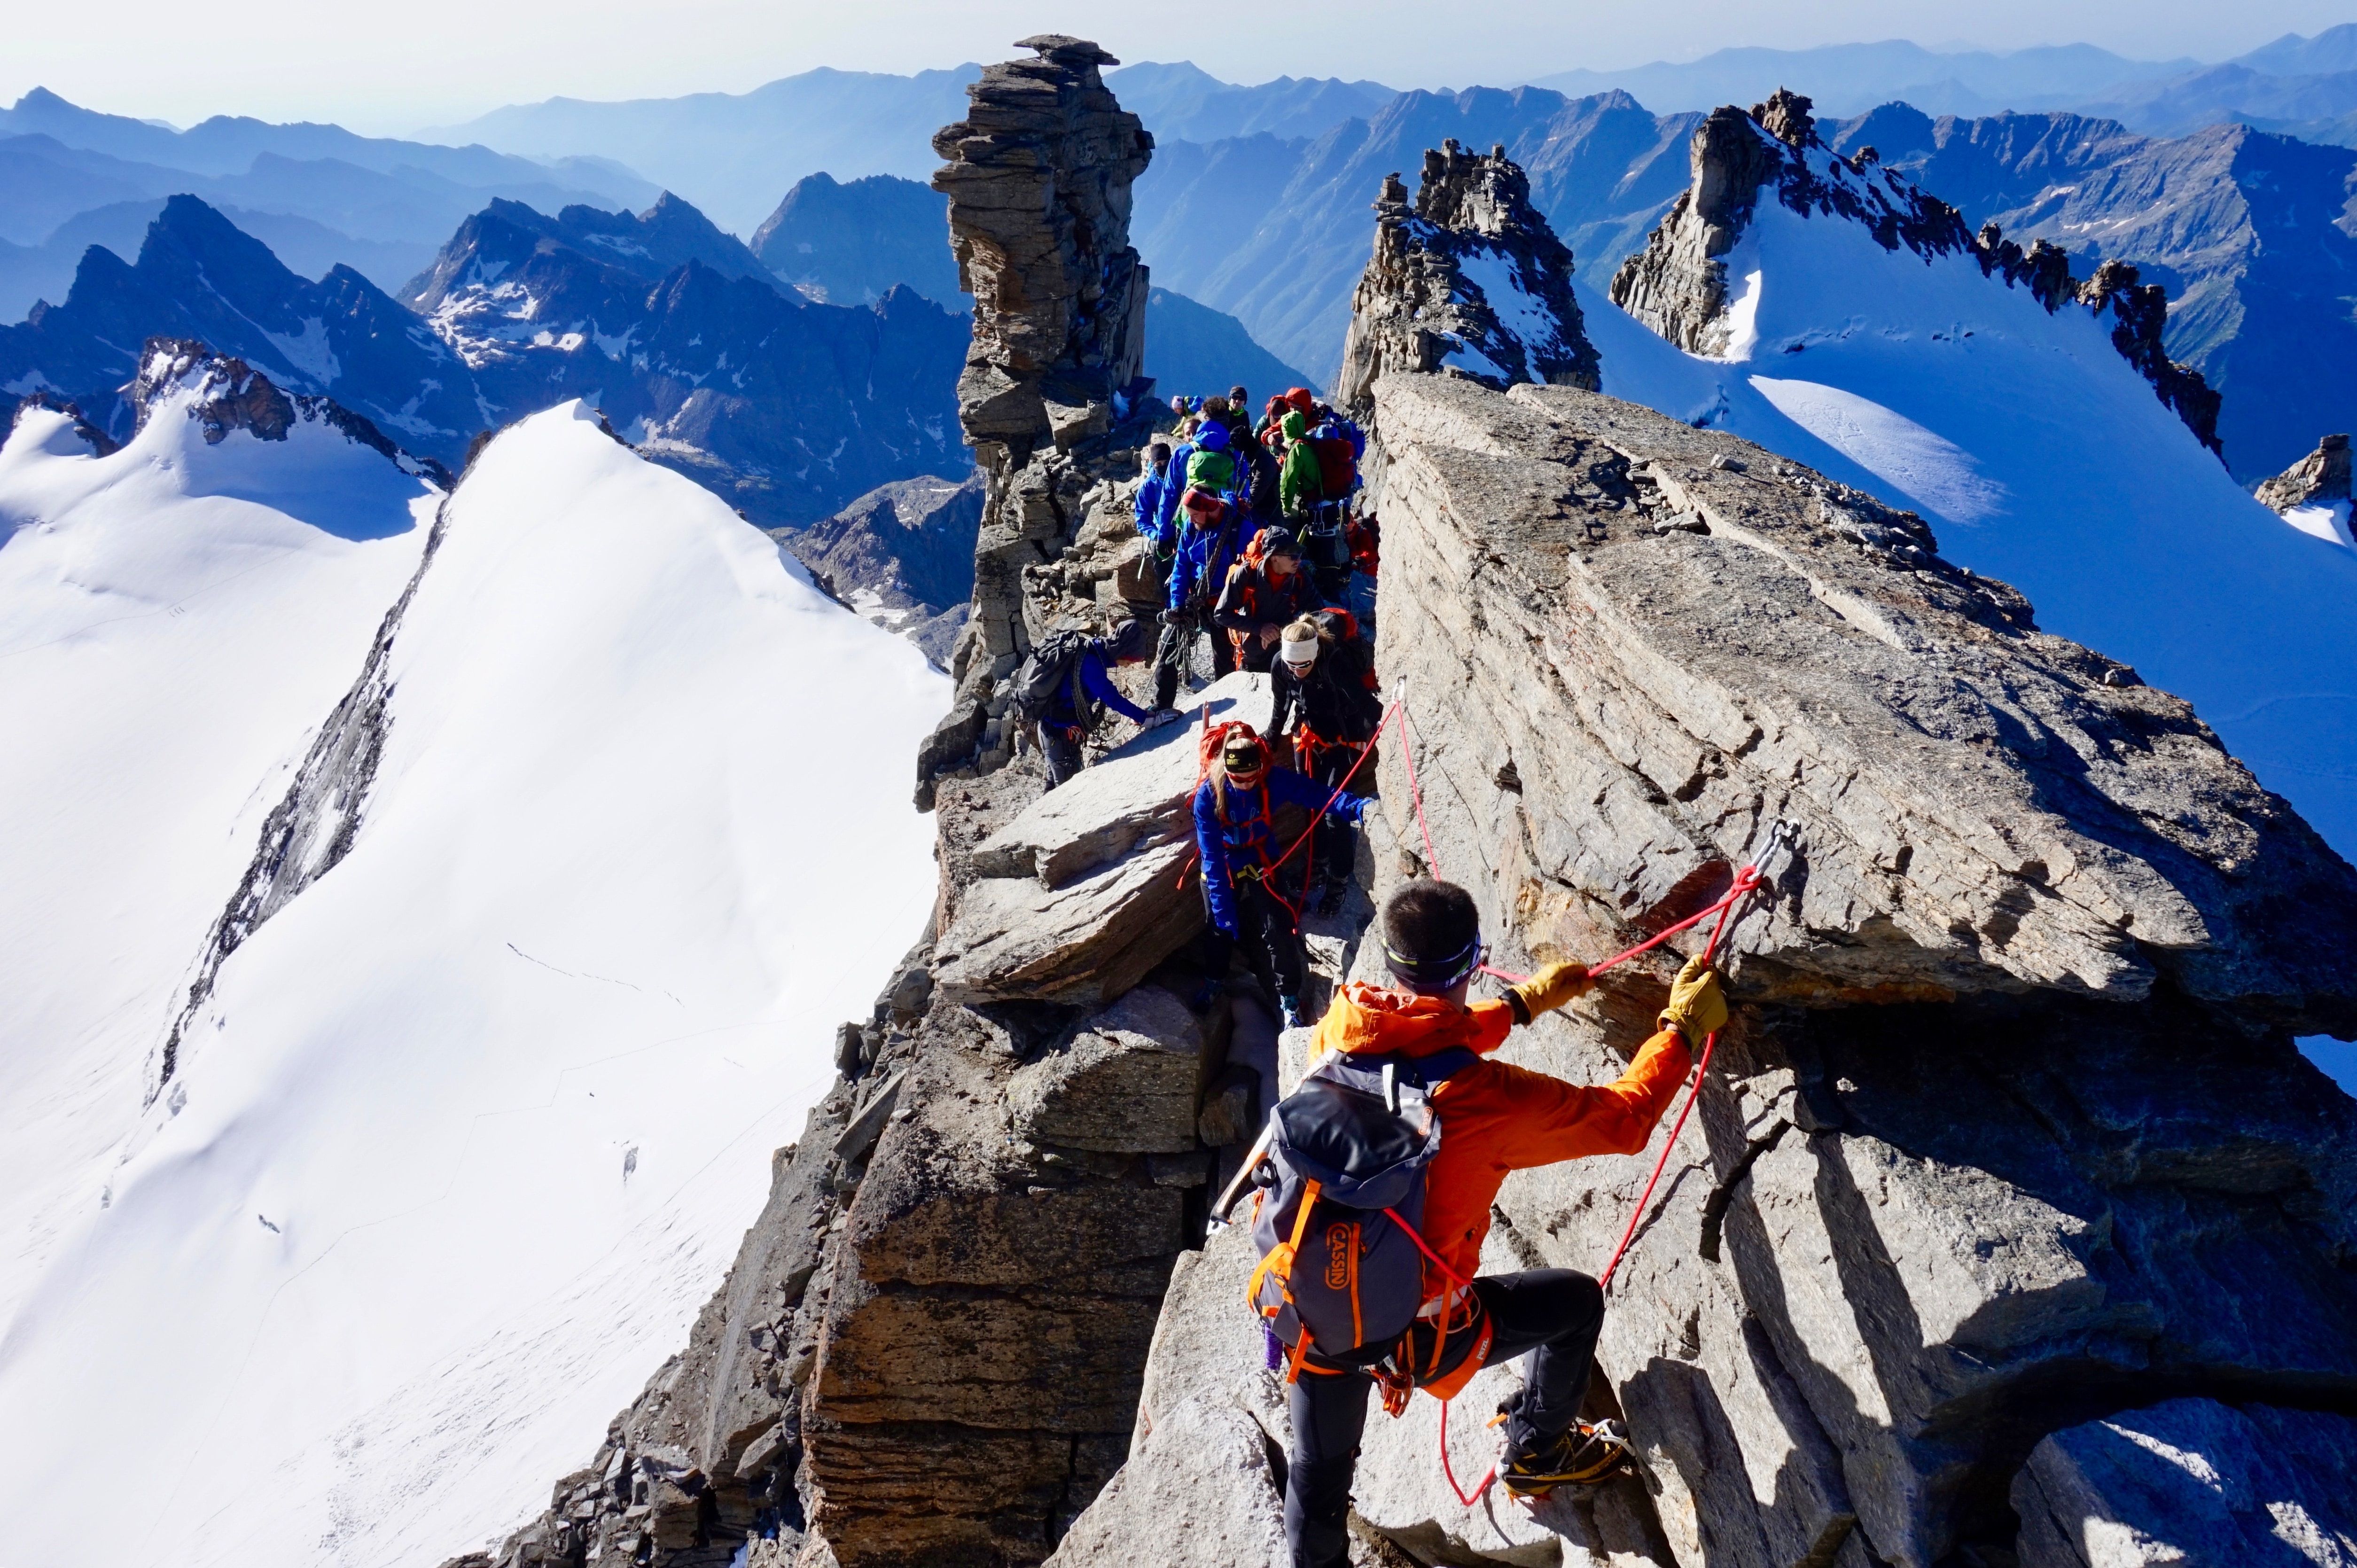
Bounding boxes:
1609 90 2224 453
1059 369 2357 1568
2256 430 2352 514
917 35 1160 810
1336 139 1600 417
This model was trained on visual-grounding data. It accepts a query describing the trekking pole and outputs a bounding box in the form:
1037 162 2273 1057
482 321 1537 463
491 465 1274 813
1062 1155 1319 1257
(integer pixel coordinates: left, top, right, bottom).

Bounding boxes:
1206 1117 1276 1231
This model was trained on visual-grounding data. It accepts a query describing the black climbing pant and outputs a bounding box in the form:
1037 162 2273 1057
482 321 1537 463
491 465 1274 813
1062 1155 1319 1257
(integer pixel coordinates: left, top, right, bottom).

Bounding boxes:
1283 1269 1605 1568
1039 722 1085 789
1303 743 1365 887
1155 607 1234 708
1203 878 1306 1009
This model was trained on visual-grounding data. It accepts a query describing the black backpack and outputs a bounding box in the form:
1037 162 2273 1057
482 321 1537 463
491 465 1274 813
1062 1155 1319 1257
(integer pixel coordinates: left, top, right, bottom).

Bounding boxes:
1008 628 1094 725
1246 1047 1476 1380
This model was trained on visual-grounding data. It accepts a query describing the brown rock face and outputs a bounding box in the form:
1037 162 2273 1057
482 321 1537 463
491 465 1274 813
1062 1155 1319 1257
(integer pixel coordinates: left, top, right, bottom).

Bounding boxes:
917 36 1160 809
2256 430 2354 513
1335 140 1600 417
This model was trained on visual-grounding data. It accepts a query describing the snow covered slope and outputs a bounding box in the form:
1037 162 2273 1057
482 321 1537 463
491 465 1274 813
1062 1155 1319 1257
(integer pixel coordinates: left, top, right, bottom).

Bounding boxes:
0 391 945 1567
1582 102 2357 856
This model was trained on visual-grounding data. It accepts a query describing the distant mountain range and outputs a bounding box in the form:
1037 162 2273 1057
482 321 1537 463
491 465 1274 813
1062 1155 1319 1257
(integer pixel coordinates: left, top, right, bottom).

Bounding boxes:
0 192 969 527
5 30 2353 478
1132 86 2357 478
0 88 657 315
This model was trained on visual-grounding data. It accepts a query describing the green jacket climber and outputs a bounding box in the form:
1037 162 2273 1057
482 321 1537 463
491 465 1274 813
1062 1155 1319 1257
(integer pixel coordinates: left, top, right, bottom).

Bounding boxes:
1279 410 1323 517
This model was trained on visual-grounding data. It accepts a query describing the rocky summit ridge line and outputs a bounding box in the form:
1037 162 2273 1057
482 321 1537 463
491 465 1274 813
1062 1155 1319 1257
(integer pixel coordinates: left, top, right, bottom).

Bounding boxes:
1609 89 2224 455
445 55 2357 1568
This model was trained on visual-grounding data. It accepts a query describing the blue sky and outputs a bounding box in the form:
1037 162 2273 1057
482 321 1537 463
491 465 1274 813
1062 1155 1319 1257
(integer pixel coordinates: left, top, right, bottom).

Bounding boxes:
2 0 2350 135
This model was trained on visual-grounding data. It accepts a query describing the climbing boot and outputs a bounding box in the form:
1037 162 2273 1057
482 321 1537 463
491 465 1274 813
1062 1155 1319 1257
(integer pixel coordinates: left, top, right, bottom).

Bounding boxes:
1314 881 1347 918
1278 991 1308 1030
1498 1419 1632 1498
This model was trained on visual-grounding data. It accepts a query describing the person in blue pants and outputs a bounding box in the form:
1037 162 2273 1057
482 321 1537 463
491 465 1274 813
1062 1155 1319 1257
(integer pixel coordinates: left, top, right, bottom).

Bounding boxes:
1194 727 1369 1026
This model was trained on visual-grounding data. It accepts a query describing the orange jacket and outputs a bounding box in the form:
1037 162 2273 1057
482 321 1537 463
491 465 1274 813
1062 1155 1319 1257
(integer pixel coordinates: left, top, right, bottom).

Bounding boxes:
1308 982 1693 1292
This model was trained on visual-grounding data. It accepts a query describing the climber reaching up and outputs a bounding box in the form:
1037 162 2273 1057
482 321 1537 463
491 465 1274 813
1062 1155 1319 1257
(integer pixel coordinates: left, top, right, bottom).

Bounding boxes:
1009 616 1178 790
1269 879 1726 1568
1194 726 1369 1028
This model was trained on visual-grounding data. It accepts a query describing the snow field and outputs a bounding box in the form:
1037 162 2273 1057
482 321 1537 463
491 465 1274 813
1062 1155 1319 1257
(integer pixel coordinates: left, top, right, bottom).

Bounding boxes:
0 400 947 1568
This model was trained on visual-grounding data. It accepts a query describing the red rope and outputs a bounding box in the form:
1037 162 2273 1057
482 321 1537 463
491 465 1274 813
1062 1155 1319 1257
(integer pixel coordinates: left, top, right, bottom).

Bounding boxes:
1594 863 1758 1291
1387 700 1772 1507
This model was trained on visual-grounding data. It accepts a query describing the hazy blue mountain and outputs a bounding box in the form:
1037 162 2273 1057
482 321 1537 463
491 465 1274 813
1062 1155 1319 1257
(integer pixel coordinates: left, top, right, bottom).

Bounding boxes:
2073 63 2357 139
1104 63 1397 142
736 171 1310 398
2233 23 2357 76
0 195 433 321
1 193 969 526
1524 42 2194 118
433 62 1400 239
1134 88 1700 382
0 91 663 307
423 67 984 235
0 195 479 449
0 87 650 199
1142 286 1316 400
1832 106 2357 479
752 172 963 305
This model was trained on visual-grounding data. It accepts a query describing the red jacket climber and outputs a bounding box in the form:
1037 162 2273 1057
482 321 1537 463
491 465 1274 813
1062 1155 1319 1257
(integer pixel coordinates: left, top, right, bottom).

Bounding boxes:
1282 877 1725 1568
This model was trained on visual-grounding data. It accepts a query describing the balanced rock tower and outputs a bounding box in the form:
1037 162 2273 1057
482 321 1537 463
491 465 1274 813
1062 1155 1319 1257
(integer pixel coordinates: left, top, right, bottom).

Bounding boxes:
917 35 1156 808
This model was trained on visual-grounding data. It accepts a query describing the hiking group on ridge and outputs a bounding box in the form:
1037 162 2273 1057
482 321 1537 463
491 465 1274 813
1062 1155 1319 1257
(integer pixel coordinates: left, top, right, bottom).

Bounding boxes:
1013 379 1731 1565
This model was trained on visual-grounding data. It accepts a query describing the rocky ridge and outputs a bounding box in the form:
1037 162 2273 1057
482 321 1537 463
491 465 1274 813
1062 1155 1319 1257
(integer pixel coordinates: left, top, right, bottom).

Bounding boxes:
444 84 2357 1568
1609 90 2224 453
1335 138 1601 415
1047 149 2357 1568
915 35 1162 810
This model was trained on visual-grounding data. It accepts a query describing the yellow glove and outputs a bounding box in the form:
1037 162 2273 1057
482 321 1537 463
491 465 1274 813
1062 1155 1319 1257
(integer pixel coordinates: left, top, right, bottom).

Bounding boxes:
1510 960 1591 1020
1660 955 1727 1043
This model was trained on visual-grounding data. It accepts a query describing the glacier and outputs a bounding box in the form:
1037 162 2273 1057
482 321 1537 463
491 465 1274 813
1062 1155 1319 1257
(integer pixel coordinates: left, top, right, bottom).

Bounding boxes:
0 389 945 1567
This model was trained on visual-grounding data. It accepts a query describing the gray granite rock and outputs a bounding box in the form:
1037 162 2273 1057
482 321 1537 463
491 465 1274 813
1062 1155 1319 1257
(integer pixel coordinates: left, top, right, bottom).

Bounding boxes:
1336 140 1599 419
1043 1396 1290 1568
2013 1399 2357 1567
2256 432 2352 515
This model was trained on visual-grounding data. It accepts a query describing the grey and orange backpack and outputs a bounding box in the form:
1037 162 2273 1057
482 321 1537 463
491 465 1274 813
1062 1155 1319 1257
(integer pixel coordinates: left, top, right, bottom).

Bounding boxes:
1244 1045 1492 1404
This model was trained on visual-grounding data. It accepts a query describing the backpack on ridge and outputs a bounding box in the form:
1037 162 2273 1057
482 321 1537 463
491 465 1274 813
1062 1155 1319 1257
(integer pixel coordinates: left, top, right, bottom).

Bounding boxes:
1244 1046 1491 1396
1008 628 1094 725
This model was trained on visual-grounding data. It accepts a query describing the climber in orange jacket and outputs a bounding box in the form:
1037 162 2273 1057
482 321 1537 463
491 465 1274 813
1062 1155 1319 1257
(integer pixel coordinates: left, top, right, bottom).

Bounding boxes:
1283 877 1725 1568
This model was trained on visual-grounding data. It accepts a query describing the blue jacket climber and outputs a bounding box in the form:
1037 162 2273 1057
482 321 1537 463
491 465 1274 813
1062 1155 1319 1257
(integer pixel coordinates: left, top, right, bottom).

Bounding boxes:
1166 491 1255 613
1135 442 1174 547
1194 744 1369 939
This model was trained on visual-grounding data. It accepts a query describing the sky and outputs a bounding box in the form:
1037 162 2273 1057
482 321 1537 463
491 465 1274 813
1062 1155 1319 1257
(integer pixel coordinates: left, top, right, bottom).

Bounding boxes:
0 0 2348 134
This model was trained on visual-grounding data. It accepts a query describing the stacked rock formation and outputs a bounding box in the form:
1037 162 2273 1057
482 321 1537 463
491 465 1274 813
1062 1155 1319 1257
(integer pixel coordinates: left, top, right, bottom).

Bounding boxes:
2256 430 2353 513
1610 89 2224 452
916 35 1159 810
1335 138 1600 418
